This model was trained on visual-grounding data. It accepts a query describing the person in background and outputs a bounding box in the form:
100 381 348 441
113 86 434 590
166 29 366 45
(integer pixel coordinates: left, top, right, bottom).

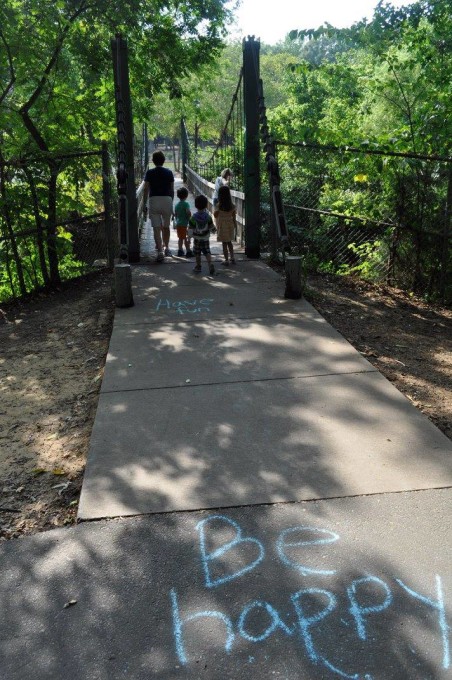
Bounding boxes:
212 168 232 212
173 186 193 257
143 150 174 261
214 184 236 266
188 195 216 275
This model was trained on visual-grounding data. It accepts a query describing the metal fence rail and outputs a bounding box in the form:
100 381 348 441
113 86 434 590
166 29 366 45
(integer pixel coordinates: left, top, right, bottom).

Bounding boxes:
0 148 116 302
271 141 451 302
182 70 245 193
185 165 245 245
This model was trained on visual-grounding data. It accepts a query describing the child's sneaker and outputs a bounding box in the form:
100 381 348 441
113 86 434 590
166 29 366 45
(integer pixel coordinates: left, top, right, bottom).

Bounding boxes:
164 247 172 256
156 251 165 262
221 260 229 266
177 249 184 257
209 264 215 275
193 264 202 273
230 258 236 264
186 249 194 258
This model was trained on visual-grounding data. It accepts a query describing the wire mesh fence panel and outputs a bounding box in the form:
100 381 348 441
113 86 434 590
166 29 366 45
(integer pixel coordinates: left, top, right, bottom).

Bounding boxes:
0 149 116 302
273 143 451 302
58 213 111 270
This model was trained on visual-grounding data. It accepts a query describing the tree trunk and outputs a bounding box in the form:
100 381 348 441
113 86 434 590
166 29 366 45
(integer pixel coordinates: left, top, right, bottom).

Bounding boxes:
46 163 61 286
23 167 50 286
440 166 452 302
6 249 17 298
0 164 27 296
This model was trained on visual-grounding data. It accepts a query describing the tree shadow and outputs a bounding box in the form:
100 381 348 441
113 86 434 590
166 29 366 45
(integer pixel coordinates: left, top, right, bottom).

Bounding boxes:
1 491 451 678
78 260 452 520
304 273 452 440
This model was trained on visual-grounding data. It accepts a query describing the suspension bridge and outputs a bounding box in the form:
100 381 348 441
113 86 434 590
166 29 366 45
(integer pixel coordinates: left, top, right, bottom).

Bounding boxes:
1 36 452 680
110 33 449 304
2 36 449 301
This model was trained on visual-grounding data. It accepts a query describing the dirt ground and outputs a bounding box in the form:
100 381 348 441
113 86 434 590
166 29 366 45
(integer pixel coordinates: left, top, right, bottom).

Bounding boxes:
0 268 451 541
0 271 115 540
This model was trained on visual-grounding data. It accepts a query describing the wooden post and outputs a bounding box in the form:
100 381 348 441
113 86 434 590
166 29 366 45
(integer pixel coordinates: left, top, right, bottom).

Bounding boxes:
114 263 134 307
111 34 139 263
284 256 304 299
243 36 261 259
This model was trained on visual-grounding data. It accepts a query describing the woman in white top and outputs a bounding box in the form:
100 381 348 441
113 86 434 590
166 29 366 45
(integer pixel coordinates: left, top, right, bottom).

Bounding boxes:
212 168 232 210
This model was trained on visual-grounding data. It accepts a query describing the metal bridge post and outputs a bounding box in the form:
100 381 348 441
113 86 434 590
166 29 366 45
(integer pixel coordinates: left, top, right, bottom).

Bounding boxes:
181 118 188 183
111 34 140 263
243 36 261 259
143 122 149 174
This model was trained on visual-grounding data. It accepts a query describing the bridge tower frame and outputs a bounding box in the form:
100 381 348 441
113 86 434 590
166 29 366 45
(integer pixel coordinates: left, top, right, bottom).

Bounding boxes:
243 36 261 259
111 34 140 263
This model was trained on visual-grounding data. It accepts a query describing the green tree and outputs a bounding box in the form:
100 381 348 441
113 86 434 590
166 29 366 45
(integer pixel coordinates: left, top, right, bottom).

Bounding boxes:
268 1 451 297
0 0 231 297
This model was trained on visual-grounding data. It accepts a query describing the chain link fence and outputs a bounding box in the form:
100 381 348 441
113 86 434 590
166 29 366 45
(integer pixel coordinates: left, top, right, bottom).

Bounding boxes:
0 148 117 302
263 142 451 303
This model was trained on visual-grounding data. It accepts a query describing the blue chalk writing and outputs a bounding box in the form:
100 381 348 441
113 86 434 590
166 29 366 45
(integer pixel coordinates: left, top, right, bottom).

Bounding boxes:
196 514 265 588
291 588 362 678
155 298 214 314
168 514 449 678
396 575 450 669
347 576 392 641
170 588 235 664
156 298 171 311
238 600 295 642
319 656 363 680
276 526 339 576
291 588 337 662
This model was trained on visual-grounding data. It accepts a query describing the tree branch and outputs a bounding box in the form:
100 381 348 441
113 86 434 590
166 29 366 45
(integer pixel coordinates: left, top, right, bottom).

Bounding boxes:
18 1 91 151
20 1 89 115
0 29 16 106
388 61 417 151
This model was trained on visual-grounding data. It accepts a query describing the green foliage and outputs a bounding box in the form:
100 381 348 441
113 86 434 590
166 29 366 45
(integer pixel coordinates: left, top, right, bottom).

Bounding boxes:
281 0 451 155
265 1 451 300
346 240 388 280
0 0 232 300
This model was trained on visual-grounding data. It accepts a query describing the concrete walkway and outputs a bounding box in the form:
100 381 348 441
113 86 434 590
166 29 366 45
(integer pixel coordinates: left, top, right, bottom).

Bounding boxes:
1 179 451 679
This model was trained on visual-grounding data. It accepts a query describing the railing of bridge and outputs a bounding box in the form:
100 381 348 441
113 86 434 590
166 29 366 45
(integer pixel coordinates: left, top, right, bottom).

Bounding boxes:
184 165 245 246
136 181 146 238
182 69 245 193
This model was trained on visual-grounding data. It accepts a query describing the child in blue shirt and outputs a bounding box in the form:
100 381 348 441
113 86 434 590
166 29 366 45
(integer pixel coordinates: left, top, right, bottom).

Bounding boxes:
174 186 193 257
